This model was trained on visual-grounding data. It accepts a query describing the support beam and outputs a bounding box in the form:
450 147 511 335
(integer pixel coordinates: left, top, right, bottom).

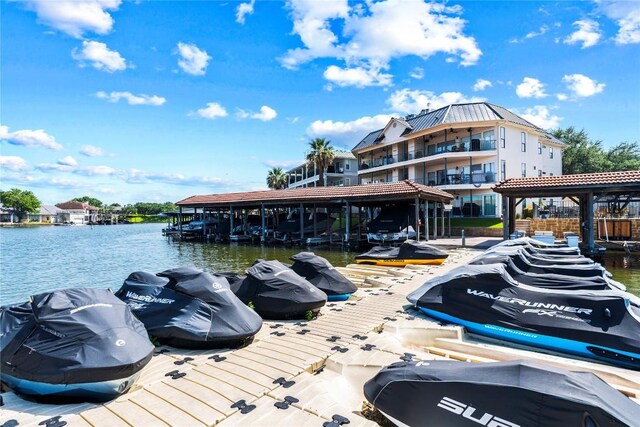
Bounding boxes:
433 201 437 240
585 191 595 253
345 202 351 243
178 206 183 235
441 201 445 237
502 196 509 240
230 206 234 235
424 201 429 241
414 197 420 241
508 196 516 236
313 204 317 237
299 203 304 242
261 203 266 241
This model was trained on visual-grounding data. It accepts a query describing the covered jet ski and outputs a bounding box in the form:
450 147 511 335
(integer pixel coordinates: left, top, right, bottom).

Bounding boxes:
116 267 262 349
0 288 153 401
364 359 640 427
356 240 448 266
289 252 357 301
496 237 581 254
407 264 640 368
485 246 594 265
233 260 327 319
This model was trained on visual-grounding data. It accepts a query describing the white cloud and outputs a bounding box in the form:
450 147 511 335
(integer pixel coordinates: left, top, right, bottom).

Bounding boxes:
596 0 640 44
562 73 605 97
306 114 392 146
563 20 602 48
21 0 121 38
96 91 166 106
556 93 568 101
74 165 116 176
262 159 302 169
520 105 562 130
71 40 127 72
526 25 549 39
176 42 211 76
193 102 228 119
473 79 492 92
281 0 481 88
124 169 226 187
516 77 547 98
250 105 277 121
36 162 75 172
386 89 485 114
236 0 255 24
80 144 111 157
58 155 78 166
0 125 63 151
409 67 424 79
0 155 29 171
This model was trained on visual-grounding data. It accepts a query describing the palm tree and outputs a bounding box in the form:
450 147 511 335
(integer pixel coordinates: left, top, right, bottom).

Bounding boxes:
306 137 335 187
266 167 287 190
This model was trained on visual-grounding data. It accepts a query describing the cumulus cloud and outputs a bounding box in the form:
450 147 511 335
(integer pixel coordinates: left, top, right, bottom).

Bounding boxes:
250 105 277 121
516 77 547 98
193 102 228 119
0 125 63 151
96 91 166 106
262 159 302 169
58 155 78 166
562 73 605 97
306 114 392 146
511 25 550 43
176 42 211 76
0 155 29 171
74 165 116 176
473 79 492 92
124 169 226 187
556 93 569 101
409 67 424 79
80 144 111 157
563 20 601 48
236 0 255 24
520 105 562 130
20 0 121 38
596 0 640 44
72 40 127 72
281 0 481 88
36 162 75 172
386 89 485 114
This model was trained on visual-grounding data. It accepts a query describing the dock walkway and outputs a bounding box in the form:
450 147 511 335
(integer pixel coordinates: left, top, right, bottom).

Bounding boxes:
3 249 640 426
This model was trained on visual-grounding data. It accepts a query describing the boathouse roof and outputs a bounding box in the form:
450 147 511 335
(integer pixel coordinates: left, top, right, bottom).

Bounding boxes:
177 180 454 208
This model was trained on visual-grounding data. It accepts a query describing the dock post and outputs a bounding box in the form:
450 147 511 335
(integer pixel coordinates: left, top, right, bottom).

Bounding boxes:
462 229 466 247
585 191 595 254
300 203 304 244
424 201 429 241
414 197 420 241
178 206 183 237
345 201 350 244
261 203 266 243
433 201 437 240
230 206 234 237
502 195 509 240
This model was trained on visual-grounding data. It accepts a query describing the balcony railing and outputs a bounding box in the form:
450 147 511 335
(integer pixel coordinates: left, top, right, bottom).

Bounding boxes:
359 139 497 170
413 172 496 186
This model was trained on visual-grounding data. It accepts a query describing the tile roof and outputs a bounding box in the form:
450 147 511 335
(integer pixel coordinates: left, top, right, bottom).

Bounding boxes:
493 171 640 192
56 200 100 210
177 180 454 206
39 205 64 215
352 102 559 152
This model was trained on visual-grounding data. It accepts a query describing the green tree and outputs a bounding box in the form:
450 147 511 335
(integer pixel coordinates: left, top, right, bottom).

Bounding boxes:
0 188 41 221
266 167 287 190
606 142 640 171
552 127 608 174
75 196 103 208
306 137 335 187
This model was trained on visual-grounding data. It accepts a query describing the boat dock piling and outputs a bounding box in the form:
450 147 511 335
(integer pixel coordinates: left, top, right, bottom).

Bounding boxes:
2 249 639 426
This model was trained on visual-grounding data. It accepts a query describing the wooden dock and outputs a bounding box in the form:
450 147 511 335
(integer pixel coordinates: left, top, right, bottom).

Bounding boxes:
3 249 640 426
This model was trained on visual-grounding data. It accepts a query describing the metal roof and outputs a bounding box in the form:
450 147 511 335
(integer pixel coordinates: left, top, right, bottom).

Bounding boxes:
353 102 558 152
177 180 454 207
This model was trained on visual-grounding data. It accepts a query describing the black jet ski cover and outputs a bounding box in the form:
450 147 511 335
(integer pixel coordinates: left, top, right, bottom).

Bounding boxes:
485 246 594 265
364 359 640 427
234 260 327 319
217 272 247 294
407 264 640 367
116 267 262 348
356 245 400 260
357 241 448 261
289 252 357 296
0 288 153 386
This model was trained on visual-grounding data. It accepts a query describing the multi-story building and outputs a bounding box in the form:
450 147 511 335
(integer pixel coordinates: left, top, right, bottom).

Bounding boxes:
352 102 564 217
286 151 358 189
55 200 100 224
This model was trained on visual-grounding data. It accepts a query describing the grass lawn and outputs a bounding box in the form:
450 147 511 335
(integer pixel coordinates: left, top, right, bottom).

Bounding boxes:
446 218 503 228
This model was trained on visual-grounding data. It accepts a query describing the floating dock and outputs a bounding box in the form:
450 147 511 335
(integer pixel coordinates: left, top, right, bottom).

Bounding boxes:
3 249 639 426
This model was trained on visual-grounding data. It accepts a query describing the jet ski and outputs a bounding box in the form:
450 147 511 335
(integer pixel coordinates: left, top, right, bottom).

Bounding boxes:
496 237 581 254
116 267 262 349
364 359 640 427
407 264 640 368
289 252 357 301
355 240 448 266
0 288 154 401
485 246 594 265
233 260 327 319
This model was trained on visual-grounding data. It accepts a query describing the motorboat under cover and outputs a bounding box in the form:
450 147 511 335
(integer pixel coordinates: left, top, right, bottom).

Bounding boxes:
0 288 153 401
407 264 640 368
356 241 448 264
363 359 640 427
289 252 357 300
233 260 327 319
116 267 262 349
470 254 626 292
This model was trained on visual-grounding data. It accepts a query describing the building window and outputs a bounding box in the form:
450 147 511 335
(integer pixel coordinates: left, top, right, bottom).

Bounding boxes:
549 147 554 159
538 141 542 154
521 132 527 152
345 163 350 170
499 127 505 148
521 162 527 177
501 160 506 180
538 170 542 177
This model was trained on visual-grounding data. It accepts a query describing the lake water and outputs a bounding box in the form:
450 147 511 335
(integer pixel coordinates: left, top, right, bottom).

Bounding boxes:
1 223 638 305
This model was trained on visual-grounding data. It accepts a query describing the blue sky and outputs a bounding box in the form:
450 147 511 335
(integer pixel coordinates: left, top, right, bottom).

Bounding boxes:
2 0 639 205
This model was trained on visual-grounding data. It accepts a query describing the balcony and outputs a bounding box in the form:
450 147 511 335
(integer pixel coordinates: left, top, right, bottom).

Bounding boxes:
359 139 497 171
413 172 496 186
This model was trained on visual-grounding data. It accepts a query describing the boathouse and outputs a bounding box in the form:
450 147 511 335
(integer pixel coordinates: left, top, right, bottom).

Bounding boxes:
176 180 454 243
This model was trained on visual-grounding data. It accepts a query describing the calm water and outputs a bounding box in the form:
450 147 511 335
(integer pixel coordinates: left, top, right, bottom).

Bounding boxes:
1 223 638 305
